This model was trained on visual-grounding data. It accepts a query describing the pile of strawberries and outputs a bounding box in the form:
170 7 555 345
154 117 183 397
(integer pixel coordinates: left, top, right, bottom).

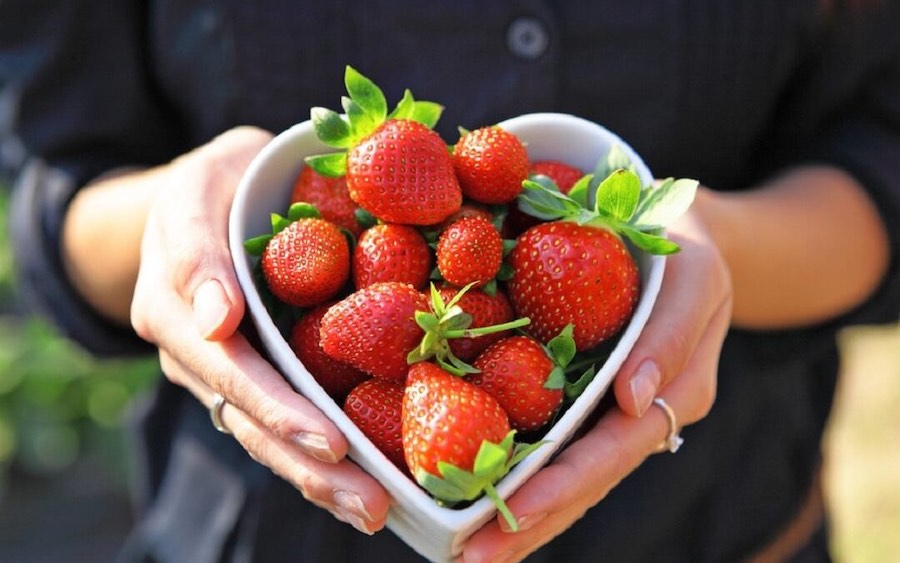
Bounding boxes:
245 67 696 528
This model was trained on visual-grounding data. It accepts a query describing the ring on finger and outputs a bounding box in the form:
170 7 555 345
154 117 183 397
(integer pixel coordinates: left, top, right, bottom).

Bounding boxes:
652 397 683 453
210 393 232 435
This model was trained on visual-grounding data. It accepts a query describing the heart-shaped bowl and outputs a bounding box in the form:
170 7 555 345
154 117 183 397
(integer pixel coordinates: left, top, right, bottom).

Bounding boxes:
229 112 664 562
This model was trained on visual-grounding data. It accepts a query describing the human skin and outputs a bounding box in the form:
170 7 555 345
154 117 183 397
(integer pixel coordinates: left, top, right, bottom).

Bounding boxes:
59 126 890 559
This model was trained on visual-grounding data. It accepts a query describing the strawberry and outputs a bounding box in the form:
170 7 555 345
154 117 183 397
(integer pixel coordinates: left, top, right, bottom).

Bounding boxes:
529 160 584 194
290 165 363 236
436 283 514 362
432 202 495 234
344 378 407 472
289 304 370 402
508 221 640 350
319 282 429 380
470 335 566 432
435 215 503 288
353 223 432 290
307 66 461 226
245 203 350 308
452 126 529 204
402 362 542 530
511 154 698 350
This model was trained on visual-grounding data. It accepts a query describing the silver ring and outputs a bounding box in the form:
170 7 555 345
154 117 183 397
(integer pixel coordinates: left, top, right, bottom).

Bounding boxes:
652 397 683 453
210 393 232 435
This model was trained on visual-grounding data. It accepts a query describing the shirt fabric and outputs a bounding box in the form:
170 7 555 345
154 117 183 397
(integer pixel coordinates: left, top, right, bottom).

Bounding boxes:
2 1 899 562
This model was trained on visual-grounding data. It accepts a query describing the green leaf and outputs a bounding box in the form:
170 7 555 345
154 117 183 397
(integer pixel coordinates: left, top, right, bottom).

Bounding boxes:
286 202 321 221
243 233 272 256
518 180 573 220
310 107 353 148
547 324 576 368
438 463 483 498
565 365 597 401
632 178 699 229
566 174 594 208
415 310 440 332
354 208 377 229
472 440 510 479
595 169 641 222
409 101 444 129
544 366 567 390
341 96 378 140
344 66 387 122
389 89 416 120
618 224 681 255
606 144 635 173
416 468 470 503
304 153 347 177
271 212 293 234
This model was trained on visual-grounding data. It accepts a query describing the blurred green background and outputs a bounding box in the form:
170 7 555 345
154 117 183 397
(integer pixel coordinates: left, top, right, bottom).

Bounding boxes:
0 178 897 561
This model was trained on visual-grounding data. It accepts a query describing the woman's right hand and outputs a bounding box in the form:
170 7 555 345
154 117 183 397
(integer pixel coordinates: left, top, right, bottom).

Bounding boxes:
129 126 391 535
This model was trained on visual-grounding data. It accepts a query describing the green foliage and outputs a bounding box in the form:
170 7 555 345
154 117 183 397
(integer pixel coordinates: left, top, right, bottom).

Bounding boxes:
0 186 158 487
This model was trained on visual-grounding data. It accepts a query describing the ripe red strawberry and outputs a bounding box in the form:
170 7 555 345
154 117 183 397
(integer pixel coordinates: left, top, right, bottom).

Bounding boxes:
512 164 697 350
529 160 584 194
347 119 462 225
259 215 350 308
289 304 370 402
307 67 461 226
402 362 510 478
452 126 529 204
436 284 514 362
353 223 432 290
471 336 564 432
319 282 429 380
435 215 503 288
344 378 407 472
290 166 362 236
401 362 543 531
508 221 640 350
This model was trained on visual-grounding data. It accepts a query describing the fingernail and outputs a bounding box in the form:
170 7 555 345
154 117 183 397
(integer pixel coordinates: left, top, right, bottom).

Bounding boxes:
293 432 338 463
192 279 231 338
333 490 375 535
501 511 546 533
630 359 661 417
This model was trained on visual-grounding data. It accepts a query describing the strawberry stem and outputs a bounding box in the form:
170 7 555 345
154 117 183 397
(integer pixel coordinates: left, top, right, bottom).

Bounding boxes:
483 482 519 532
445 317 531 339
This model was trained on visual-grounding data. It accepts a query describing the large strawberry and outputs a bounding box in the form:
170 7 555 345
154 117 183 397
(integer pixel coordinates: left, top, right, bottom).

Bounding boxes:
353 223 432 290
319 282 429 380
306 66 461 225
289 303 370 402
452 126 529 204
435 215 503 289
244 203 350 308
344 377 407 472
290 165 363 236
401 362 543 530
510 151 698 350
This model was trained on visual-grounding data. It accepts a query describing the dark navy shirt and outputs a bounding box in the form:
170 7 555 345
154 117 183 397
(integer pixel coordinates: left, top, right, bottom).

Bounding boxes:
2 2 899 562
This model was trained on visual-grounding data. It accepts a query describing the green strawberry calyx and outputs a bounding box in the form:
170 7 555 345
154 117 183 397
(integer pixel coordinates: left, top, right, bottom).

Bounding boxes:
407 283 531 376
518 145 698 255
243 202 322 256
416 430 547 532
305 65 445 177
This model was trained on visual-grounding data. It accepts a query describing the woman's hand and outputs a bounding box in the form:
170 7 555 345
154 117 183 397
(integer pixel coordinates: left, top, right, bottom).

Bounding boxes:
458 192 733 562
128 126 391 534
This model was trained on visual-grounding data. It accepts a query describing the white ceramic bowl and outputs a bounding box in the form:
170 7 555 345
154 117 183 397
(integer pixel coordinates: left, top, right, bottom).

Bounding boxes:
229 113 664 562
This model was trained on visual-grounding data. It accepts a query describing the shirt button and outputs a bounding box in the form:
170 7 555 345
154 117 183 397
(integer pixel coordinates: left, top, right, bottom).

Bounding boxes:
507 17 550 60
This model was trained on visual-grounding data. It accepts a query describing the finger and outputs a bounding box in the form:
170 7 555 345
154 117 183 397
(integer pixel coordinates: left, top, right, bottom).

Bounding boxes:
614 216 732 417
157 328 350 464
163 126 273 341
188 377 390 536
